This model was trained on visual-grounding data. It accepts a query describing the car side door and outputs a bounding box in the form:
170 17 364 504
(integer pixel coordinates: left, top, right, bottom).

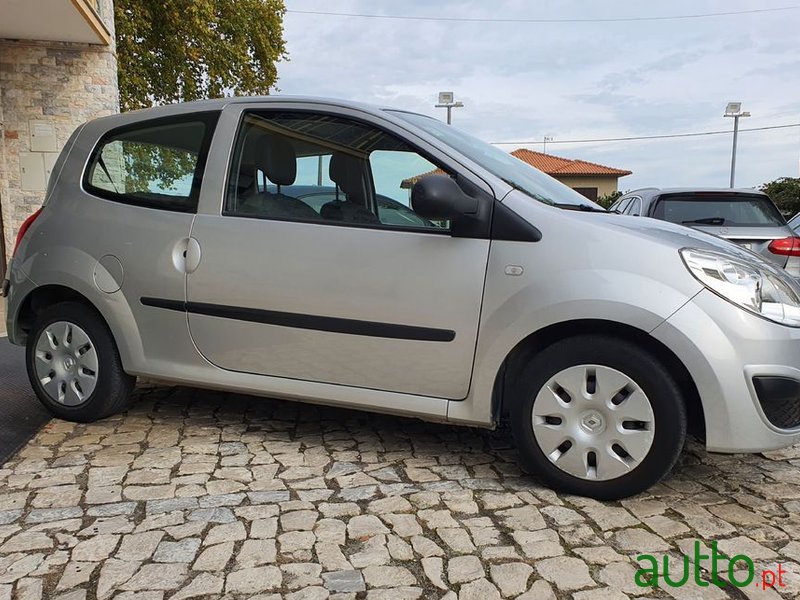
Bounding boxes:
185 104 493 400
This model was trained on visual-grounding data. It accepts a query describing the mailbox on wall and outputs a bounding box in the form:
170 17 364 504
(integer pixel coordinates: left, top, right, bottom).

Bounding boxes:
29 120 58 153
19 120 59 191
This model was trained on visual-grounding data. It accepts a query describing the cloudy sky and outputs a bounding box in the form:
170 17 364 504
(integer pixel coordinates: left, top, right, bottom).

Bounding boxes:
276 1 800 192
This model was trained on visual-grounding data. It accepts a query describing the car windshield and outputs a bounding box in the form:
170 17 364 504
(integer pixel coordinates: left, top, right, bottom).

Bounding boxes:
390 111 604 210
652 193 786 227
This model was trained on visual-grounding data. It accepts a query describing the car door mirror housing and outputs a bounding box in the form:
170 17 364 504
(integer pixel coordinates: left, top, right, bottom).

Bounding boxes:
411 175 479 220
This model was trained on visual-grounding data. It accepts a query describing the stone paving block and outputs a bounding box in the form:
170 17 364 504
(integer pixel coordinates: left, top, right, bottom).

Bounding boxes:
236 539 277 567
323 570 366 593
224 565 281 594
70 534 119 561
446 555 483 584
347 515 389 540
459 578 501 600
116 532 164 562
202 521 245 546
0 387 798 599
152 538 200 563
362 565 416 587
536 556 596 591
489 562 533 597
55 561 97 590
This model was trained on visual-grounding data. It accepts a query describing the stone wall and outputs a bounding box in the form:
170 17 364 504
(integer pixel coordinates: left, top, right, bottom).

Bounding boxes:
0 0 118 272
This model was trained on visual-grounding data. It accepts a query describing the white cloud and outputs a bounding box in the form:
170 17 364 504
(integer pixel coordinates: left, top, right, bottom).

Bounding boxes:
278 0 800 189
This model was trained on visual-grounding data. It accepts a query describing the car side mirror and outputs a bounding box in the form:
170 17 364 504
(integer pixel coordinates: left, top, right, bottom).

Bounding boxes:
411 175 479 220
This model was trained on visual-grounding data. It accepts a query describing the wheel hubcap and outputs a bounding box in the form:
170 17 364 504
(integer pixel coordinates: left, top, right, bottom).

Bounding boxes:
34 321 99 406
532 364 655 481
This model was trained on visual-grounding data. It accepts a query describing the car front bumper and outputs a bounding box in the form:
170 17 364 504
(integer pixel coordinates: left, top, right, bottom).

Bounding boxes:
652 289 800 453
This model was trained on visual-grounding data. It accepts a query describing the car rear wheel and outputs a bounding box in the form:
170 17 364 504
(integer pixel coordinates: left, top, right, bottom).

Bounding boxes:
510 335 687 500
26 301 135 422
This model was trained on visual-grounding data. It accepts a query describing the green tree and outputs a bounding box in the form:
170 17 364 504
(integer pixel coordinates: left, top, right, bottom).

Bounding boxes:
760 177 800 216
596 191 622 209
115 0 287 112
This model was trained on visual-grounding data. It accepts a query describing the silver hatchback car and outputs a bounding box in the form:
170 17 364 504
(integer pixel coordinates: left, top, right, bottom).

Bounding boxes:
5 97 800 499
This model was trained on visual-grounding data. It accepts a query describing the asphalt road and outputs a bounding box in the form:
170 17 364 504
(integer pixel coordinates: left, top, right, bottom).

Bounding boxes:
0 336 50 463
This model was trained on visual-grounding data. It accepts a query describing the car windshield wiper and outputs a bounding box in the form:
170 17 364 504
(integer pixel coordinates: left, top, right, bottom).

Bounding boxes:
681 217 726 225
554 203 608 213
502 181 608 213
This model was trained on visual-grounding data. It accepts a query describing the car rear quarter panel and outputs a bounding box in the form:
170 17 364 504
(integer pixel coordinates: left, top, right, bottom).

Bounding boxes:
10 117 203 376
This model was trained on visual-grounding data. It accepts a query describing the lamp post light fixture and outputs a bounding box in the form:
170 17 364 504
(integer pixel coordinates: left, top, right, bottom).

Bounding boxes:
724 102 751 188
435 92 464 125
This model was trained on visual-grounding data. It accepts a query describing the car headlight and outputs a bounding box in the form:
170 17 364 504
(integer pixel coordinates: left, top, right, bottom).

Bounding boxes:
680 248 800 327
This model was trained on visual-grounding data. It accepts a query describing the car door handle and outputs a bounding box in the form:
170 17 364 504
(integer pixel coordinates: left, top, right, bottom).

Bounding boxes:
185 237 202 273
173 238 202 274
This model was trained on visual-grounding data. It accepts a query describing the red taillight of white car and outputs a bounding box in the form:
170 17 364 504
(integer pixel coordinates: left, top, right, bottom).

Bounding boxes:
768 237 800 257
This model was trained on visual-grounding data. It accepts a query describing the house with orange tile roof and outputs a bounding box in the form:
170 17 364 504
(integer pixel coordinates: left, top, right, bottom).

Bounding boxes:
510 149 631 201
400 149 631 202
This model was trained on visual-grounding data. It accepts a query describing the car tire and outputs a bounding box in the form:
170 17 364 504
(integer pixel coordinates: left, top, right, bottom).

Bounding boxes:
510 335 687 500
26 301 136 422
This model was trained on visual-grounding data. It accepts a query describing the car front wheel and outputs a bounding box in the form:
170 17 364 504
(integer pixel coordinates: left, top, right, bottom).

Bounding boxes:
26 301 135 422
510 335 687 500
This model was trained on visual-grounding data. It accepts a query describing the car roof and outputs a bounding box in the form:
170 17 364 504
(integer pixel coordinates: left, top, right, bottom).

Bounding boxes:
89 96 420 127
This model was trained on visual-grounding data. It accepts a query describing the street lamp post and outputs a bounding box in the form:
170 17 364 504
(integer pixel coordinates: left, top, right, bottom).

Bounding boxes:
435 92 464 125
724 102 751 188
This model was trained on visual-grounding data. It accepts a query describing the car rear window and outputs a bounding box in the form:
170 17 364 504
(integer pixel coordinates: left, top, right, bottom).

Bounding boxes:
652 194 786 227
84 112 219 212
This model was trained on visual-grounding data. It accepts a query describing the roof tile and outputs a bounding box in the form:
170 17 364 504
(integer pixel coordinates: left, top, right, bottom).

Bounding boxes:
511 149 632 176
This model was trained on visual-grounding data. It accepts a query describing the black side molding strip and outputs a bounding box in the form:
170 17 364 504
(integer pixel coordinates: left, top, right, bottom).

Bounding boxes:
141 297 456 342
141 297 185 312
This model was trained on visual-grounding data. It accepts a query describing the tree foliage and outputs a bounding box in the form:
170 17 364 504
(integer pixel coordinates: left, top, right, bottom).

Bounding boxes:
121 143 197 196
115 0 287 112
760 177 800 217
596 191 623 209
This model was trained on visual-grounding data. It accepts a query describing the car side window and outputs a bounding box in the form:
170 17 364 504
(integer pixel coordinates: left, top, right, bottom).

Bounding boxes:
370 150 444 228
627 197 642 216
615 198 632 214
84 113 218 212
225 111 449 231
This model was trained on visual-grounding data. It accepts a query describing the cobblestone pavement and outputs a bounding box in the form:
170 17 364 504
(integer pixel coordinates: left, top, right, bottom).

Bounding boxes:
1 384 799 600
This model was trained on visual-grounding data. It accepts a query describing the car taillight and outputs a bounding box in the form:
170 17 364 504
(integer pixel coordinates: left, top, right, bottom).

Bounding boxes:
13 207 43 256
768 237 800 257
